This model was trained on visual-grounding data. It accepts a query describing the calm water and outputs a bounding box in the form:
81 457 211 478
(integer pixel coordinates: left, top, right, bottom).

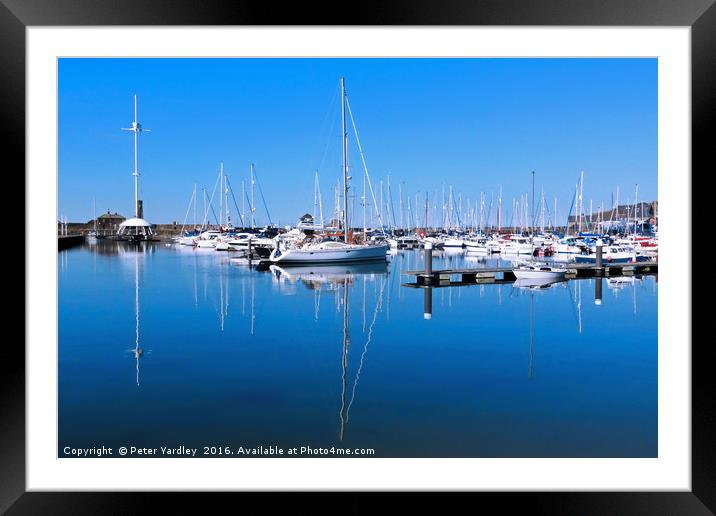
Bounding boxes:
58 242 657 457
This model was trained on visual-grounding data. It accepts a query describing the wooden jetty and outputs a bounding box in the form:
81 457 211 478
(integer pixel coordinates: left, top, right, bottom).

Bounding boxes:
403 244 657 288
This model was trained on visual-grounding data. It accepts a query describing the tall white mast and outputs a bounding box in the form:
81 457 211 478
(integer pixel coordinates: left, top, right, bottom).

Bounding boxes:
634 183 639 235
241 180 245 228
398 183 404 231
497 186 502 231
219 162 224 227
121 94 150 219
579 170 584 231
318 173 324 228
363 164 367 240
341 77 349 244
251 163 256 229
379 179 384 231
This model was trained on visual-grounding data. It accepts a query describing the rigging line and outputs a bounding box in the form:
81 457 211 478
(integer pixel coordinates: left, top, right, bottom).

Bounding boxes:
345 97 386 235
252 167 273 225
209 202 220 226
179 186 195 234
202 170 221 228
485 196 493 229
225 177 245 226
315 83 341 173
565 278 582 327
566 187 577 231
345 275 387 422
338 279 350 441
244 191 255 223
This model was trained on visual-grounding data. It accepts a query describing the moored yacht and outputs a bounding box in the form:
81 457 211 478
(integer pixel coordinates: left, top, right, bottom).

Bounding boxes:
269 77 388 266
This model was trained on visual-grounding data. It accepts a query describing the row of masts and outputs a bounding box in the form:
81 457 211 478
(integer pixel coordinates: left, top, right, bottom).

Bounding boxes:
180 161 273 232
308 168 653 236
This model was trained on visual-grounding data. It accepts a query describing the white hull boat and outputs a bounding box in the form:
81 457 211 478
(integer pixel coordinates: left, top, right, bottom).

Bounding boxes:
177 236 197 246
443 237 465 248
464 238 489 253
270 241 389 265
195 239 217 249
513 277 564 289
501 244 534 255
513 263 567 280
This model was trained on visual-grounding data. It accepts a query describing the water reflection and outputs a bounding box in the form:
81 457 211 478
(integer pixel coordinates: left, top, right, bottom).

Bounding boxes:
59 242 658 457
268 262 389 441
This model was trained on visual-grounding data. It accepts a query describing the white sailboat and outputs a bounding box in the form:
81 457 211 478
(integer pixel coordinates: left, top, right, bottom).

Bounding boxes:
270 77 388 265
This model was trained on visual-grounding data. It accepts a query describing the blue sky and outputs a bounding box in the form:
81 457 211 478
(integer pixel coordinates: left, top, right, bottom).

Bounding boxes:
58 58 657 227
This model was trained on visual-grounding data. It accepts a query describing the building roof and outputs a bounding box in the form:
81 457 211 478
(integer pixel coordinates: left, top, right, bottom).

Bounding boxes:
98 212 125 219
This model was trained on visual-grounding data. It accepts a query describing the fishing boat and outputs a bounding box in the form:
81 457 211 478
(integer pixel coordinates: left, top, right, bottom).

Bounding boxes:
269 77 388 266
512 262 567 280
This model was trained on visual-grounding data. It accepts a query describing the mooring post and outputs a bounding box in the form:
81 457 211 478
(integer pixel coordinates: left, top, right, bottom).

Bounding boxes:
595 241 603 276
595 277 603 305
424 241 433 284
423 287 433 320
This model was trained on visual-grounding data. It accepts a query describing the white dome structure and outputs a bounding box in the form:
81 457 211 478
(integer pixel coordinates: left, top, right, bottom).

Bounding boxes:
116 217 155 241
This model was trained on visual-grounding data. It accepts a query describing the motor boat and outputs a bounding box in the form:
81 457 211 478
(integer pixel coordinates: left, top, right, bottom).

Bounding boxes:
574 246 636 264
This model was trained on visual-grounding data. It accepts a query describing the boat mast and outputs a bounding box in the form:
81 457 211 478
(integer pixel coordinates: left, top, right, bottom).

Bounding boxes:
251 163 256 229
498 186 502 231
530 170 535 233
424 192 429 230
219 162 224 228
341 78 349 243
634 183 639 235
379 180 384 231
577 176 581 234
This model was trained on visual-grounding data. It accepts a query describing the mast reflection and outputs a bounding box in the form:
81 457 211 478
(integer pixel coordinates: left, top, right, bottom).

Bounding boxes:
133 251 143 386
266 260 389 440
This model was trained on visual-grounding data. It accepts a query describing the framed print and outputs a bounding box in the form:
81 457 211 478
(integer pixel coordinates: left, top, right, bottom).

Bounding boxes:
5 0 713 513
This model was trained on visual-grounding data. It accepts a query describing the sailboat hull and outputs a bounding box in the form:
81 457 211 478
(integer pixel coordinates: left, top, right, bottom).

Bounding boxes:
269 244 388 265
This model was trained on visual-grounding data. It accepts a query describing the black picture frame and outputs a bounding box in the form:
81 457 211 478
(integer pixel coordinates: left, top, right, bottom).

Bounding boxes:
5 0 711 513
